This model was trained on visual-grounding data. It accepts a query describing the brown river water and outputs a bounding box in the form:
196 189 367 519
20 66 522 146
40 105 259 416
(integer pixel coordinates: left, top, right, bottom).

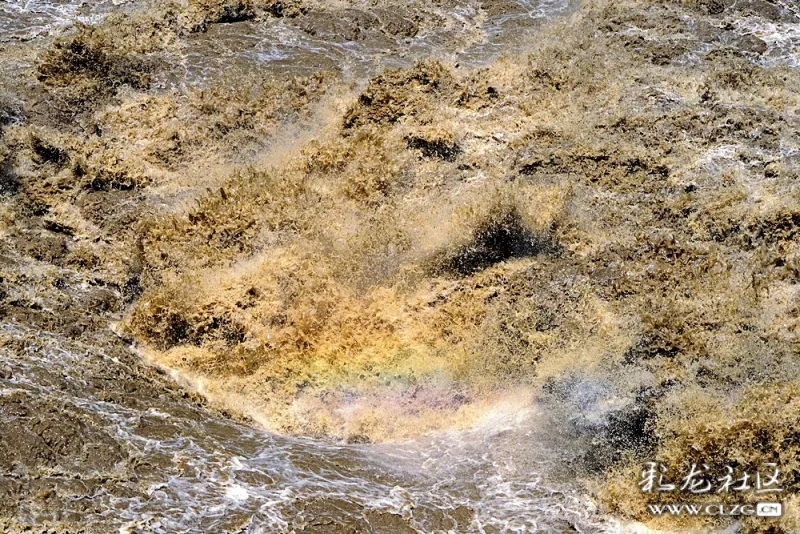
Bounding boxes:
1 0 799 532
0 1 620 532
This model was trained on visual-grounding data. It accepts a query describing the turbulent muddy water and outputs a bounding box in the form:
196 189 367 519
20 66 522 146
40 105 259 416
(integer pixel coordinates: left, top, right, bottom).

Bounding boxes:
0 0 575 80
179 0 577 82
1 321 606 532
2 0 800 532
0 0 146 42
0 1 618 532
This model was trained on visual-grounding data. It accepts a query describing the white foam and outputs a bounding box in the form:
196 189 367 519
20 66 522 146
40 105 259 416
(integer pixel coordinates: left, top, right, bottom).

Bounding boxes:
224 484 250 502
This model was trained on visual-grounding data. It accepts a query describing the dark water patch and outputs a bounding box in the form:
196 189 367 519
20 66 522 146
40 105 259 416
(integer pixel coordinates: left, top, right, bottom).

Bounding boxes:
444 210 560 276
406 135 462 161
30 134 69 167
0 159 17 196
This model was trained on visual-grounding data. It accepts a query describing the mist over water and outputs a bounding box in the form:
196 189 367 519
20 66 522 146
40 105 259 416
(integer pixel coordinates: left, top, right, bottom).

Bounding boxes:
2 0 800 532
1 302 612 532
0 1 619 532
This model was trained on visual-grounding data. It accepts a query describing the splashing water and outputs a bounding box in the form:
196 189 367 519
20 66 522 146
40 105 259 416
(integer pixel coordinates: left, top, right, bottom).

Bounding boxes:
3 0 799 531
0 0 147 42
0 1 621 532
0 318 615 532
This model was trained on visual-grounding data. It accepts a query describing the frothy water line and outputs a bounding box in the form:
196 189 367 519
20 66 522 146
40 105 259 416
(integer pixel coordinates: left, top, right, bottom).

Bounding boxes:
0 319 612 532
0 0 146 42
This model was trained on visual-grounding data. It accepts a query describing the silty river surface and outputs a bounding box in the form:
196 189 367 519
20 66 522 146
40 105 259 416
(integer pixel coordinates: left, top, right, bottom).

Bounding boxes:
0 0 622 532
2 0 798 532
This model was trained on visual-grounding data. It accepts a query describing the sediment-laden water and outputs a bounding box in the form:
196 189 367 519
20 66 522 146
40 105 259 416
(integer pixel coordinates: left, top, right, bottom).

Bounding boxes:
0 321 608 532
0 1 614 532
1 0 799 532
